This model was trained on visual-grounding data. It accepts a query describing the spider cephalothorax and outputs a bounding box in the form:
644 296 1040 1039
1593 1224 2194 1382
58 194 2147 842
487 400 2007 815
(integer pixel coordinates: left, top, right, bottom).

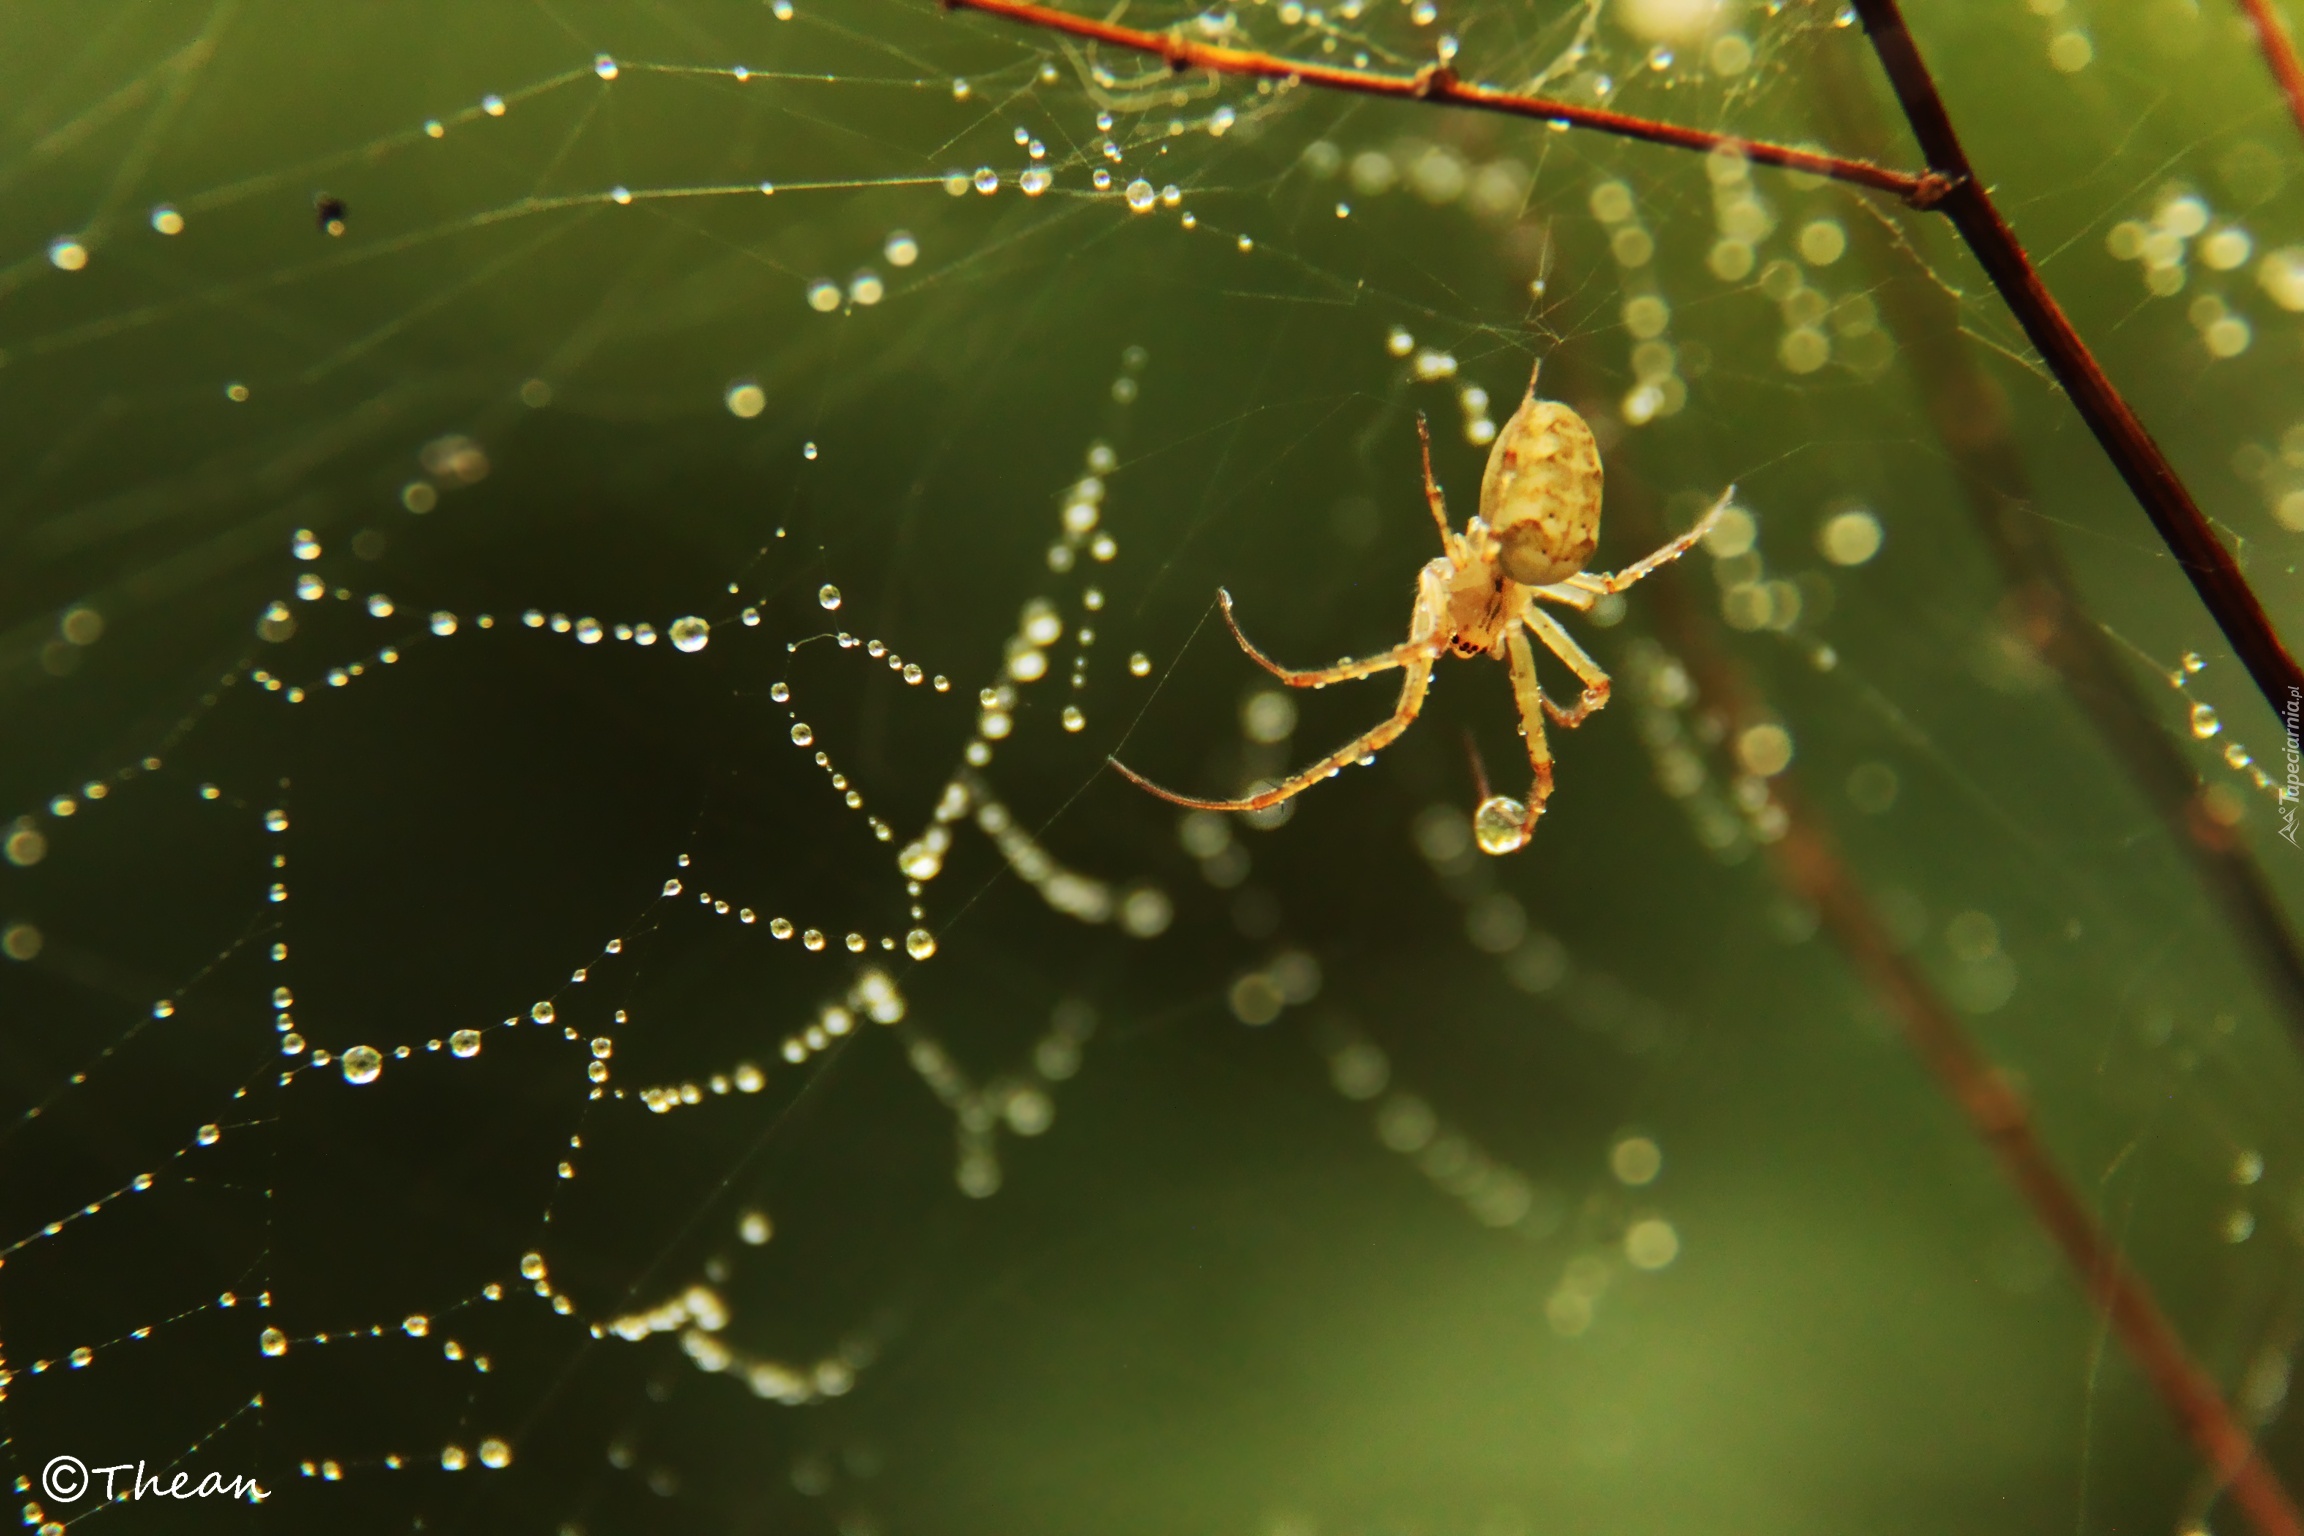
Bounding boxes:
1111 362 1726 854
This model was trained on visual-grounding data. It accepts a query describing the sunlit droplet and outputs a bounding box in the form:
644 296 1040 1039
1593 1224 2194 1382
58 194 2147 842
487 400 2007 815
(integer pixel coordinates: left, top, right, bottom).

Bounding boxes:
340 1045 382 1085
885 231 919 266
450 1029 482 1058
260 1328 288 1357
2191 702 2222 739
670 616 710 653
1125 178 1156 212
906 929 938 960
791 722 815 747
1472 796 1529 856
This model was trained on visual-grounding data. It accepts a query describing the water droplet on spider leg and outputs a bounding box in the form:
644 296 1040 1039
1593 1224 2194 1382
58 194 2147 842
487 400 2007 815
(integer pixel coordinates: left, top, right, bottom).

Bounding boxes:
1473 796 1531 856
818 584 842 611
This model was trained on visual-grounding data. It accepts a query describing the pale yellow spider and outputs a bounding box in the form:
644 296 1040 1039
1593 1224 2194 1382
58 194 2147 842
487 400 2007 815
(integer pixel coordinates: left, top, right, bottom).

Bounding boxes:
1111 366 1728 855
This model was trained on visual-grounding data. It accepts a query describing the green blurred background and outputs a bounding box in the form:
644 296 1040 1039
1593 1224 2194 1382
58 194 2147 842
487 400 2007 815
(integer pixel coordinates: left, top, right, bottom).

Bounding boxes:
5 0 2304 1531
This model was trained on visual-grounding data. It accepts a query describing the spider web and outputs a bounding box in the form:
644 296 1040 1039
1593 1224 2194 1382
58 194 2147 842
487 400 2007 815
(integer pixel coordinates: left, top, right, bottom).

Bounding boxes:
5 1 2304 1533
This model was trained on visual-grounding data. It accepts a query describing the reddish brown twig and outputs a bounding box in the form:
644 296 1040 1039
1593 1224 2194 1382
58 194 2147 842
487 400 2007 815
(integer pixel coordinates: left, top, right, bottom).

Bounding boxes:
2236 0 2304 142
1809 53 2304 1058
1584 429 2304 1536
1773 808 2303 1536
942 0 1941 203
1665 592 2303 1536
1851 0 2302 718
942 0 2304 719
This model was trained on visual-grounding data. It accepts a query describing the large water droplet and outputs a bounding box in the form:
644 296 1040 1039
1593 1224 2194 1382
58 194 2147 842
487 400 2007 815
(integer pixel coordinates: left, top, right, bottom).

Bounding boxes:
818 584 842 611
791 722 815 747
532 1001 556 1025
1473 796 1531 856
450 1028 482 1058
479 1438 512 1469
2191 702 2222 739
260 1327 288 1357
670 616 710 653
340 1045 382 1085
906 928 938 960
1125 178 1156 212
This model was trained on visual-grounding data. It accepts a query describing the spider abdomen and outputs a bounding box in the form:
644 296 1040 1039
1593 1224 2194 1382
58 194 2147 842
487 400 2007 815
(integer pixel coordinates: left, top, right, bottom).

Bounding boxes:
1478 394 1602 586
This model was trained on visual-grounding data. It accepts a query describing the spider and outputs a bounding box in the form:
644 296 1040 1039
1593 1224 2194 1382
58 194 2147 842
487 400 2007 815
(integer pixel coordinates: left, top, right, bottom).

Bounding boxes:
1110 365 1729 855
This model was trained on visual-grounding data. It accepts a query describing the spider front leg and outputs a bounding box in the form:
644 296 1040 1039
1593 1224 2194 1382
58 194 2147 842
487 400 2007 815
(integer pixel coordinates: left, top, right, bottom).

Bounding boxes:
1522 607 1610 728
1109 655 1437 812
1415 413 1453 550
1217 586 1445 689
1565 486 1734 599
1112 566 1451 812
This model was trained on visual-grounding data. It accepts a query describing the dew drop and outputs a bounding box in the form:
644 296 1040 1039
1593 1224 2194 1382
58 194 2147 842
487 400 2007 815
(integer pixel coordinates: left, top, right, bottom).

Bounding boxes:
429 611 458 637
1062 705 1086 732
770 917 795 939
2191 702 2222 739
340 1045 383 1085
791 722 815 747
803 929 826 951
441 1444 468 1472
450 1028 482 1058
260 1327 288 1357
1473 796 1531 856
479 1438 512 1469
818 583 842 610
197 1123 221 1146
265 809 289 831
670 616 710 653
885 231 919 266
1020 168 1053 195
532 1001 556 1025
1125 178 1156 212
974 167 999 194
906 928 938 960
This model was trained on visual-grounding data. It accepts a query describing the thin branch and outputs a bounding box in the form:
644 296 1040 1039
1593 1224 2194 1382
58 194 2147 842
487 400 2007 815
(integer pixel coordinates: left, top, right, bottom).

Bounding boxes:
1811 52 2304 1064
1774 806 2303 1536
941 0 2304 721
2236 0 2304 142
942 0 1944 203
1613 462 2304 1536
1852 0 2303 718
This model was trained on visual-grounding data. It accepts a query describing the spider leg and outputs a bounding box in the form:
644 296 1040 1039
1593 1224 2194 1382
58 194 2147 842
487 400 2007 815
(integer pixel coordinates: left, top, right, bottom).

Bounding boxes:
1415 413 1452 549
1218 586 1443 688
1522 607 1611 728
1565 485 1734 598
1503 626 1556 835
1112 566 1451 810
1108 655 1435 812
